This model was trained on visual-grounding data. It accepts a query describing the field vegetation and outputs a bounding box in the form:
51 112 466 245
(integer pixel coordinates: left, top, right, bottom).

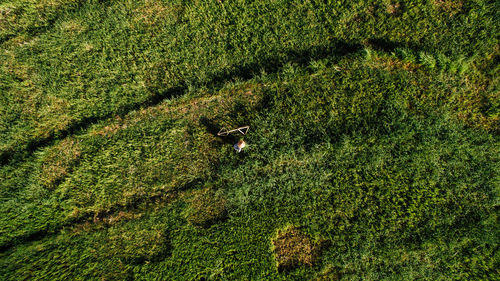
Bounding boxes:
0 0 498 280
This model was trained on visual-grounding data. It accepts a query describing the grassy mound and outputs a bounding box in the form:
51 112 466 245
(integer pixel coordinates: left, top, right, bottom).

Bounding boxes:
272 226 321 272
185 187 228 228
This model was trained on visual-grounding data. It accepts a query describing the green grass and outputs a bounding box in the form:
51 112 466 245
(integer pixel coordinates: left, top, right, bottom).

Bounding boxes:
0 0 498 280
1 0 498 160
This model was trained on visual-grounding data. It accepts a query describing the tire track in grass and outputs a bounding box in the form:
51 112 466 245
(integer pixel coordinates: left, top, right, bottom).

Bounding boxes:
0 183 182 253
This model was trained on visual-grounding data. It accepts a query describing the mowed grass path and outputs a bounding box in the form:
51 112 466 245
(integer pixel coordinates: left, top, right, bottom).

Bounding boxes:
0 0 498 280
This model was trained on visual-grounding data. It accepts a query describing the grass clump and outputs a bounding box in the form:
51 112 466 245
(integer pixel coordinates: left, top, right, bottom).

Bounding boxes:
385 2 402 16
314 265 341 281
98 224 171 265
185 187 227 228
271 226 320 272
432 0 463 16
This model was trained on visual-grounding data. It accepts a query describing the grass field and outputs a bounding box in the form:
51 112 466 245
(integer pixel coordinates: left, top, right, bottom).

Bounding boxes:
0 0 498 280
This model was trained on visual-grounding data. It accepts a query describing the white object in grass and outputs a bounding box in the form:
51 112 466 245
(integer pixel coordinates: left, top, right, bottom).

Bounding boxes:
234 140 246 153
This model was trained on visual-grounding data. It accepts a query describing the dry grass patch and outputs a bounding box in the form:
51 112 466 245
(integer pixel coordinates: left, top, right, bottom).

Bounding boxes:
367 56 420 73
91 115 127 137
40 137 81 188
0 48 33 81
134 0 183 25
271 226 321 272
432 0 463 16
97 225 171 265
70 210 143 234
31 95 75 139
0 4 19 32
35 0 82 10
453 88 500 133
386 2 401 15
60 19 85 34
314 265 341 281
0 0 83 38
0 34 38 48
81 42 94 51
93 210 142 225
0 5 14 19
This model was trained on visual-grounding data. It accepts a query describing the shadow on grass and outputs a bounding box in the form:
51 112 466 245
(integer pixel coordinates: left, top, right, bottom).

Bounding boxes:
365 38 405 52
0 40 366 166
199 117 238 146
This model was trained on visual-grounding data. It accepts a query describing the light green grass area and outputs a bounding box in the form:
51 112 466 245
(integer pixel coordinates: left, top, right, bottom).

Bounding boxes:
0 0 498 280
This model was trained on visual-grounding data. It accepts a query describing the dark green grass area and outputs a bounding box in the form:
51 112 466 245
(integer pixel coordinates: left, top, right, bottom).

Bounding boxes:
0 0 499 280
